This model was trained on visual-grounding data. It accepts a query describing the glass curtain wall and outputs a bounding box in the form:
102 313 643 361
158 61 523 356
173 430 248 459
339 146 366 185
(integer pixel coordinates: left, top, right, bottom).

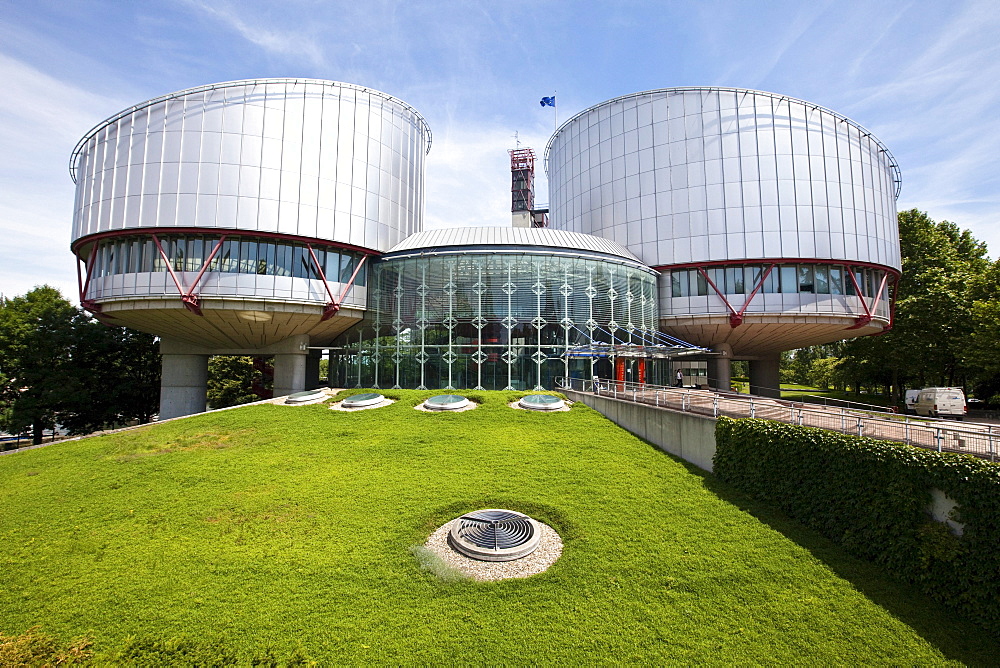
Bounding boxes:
669 264 888 300
332 252 659 390
89 233 367 285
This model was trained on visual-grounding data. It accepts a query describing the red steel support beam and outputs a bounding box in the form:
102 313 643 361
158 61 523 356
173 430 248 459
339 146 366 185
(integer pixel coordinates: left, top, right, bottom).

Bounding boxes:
78 249 108 317
731 263 777 327
178 236 227 316
696 267 740 325
305 243 339 315
846 270 890 330
151 234 190 306
322 254 369 321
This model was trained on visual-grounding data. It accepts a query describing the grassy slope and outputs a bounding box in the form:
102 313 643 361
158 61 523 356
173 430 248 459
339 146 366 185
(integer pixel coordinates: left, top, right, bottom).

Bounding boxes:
0 391 993 664
781 385 898 408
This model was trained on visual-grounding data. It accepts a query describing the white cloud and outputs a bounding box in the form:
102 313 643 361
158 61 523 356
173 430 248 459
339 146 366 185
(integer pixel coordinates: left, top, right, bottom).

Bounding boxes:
179 0 327 69
843 1 1000 255
0 53 131 300
424 125 551 231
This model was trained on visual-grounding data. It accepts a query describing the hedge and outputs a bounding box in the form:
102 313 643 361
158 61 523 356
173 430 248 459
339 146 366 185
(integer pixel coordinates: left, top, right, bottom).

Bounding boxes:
714 417 1000 631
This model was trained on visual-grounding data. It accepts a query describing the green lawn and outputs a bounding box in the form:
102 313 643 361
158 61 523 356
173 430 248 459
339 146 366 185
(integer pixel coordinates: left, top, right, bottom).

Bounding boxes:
781 385 898 409
0 390 993 664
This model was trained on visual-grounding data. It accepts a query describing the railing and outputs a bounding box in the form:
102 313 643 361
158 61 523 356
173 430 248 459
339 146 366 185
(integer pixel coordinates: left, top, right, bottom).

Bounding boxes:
556 377 998 462
749 386 896 414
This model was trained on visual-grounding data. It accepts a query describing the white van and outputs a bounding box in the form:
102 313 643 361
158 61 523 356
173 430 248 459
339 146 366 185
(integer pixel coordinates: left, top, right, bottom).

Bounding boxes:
904 389 921 414
912 387 967 420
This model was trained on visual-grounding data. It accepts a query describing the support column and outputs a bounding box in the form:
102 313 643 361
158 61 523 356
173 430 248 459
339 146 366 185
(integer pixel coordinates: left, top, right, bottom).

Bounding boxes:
270 334 311 398
159 353 208 420
274 354 307 398
708 344 732 392
749 353 782 398
305 349 322 390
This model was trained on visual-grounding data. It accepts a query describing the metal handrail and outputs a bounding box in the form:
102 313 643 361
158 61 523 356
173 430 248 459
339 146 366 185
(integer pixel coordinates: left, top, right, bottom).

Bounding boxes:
556 376 997 462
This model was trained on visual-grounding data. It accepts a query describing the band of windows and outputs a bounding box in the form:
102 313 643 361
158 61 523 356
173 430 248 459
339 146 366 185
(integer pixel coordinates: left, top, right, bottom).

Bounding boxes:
670 264 890 299
89 234 368 286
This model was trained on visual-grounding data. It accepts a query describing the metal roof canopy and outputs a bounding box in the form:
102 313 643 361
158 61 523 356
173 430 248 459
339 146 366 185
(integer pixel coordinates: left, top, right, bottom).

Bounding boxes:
562 324 713 360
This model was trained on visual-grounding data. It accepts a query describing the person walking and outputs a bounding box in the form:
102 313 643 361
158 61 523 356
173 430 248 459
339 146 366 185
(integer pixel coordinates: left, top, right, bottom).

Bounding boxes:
675 369 683 388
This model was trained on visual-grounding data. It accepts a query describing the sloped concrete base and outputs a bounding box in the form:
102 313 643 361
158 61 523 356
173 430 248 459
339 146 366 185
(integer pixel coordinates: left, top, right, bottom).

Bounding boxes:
564 389 717 472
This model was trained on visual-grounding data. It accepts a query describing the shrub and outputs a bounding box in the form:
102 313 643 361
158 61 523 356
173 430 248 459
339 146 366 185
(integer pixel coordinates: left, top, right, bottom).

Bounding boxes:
714 417 1000 631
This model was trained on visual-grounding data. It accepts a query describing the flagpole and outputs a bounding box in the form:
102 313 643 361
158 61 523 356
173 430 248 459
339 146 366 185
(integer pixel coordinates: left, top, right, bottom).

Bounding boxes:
553 90 557 132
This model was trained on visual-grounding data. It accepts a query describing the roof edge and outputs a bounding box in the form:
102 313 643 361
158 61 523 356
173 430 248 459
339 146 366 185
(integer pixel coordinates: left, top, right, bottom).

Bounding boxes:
69 78 432 183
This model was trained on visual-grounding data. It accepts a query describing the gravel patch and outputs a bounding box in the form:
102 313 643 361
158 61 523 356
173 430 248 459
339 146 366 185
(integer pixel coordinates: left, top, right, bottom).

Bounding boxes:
421 518 563 581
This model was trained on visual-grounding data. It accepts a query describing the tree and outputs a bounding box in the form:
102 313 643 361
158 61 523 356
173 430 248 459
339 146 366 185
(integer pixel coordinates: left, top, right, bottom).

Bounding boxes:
808 357 843 391
966 258 1000 405
0 287 86 444
207 356 272 409
59 323 161 433
0 287 162 443
836 210 991 399
782 344 844 387
783 210 995 401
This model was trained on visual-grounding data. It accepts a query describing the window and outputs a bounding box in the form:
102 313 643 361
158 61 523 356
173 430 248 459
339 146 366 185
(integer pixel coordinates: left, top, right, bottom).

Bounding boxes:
814 265 830 294
779 265 797 293
671 270 687 297
798 265 814 293
726 266 744 293
763 265 779 293
829 266 843 294
239 238 258 274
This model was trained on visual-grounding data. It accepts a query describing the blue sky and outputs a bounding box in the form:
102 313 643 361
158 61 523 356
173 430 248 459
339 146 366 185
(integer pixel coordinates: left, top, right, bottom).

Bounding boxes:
2 0 998 300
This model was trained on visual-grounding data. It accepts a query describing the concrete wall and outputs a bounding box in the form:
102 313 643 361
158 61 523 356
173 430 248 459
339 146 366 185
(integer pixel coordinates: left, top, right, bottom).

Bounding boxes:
159 353 208 420
565 389 717 472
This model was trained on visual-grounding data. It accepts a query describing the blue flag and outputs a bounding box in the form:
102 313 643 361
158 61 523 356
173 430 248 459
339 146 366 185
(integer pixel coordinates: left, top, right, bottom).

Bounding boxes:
540 96 556 107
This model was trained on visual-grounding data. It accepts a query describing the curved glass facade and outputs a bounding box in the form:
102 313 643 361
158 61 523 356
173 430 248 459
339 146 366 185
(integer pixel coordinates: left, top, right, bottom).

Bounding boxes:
660 261 891 321
545 88 901 270
83 232 367 306
71 79 431 254
88 233 367 284
331 250 659 390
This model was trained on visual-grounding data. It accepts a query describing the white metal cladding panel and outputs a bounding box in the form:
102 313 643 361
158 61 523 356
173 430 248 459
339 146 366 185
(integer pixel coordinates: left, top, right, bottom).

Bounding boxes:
71 80 430 253
387 226 643 262
546 89 901 271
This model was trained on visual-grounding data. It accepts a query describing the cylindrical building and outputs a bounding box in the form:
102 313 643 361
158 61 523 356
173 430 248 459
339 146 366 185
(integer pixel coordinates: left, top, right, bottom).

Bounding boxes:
545 87 901 393
69 78 431 416
331 227 662 391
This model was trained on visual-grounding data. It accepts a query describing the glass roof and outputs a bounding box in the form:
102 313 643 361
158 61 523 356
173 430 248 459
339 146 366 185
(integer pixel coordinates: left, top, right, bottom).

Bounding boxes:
424 394 471 410
342 392 384 407
518 394 566 410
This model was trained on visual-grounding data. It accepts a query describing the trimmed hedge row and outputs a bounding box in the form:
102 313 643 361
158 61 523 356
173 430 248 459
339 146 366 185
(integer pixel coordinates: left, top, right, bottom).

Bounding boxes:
714 417 1000 631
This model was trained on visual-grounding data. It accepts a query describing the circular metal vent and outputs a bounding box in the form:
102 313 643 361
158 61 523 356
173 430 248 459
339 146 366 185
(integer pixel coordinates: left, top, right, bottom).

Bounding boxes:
285 388 326 404
448 509 541 561
518 394 565 411
341 392 384 408
424 394 470 411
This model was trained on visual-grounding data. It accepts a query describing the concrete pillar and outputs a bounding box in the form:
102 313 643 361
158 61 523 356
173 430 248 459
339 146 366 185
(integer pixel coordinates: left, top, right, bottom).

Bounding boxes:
708 344 732 392
749 354 782 398
274 353 307 398
159 353 208 420
305 349 322 390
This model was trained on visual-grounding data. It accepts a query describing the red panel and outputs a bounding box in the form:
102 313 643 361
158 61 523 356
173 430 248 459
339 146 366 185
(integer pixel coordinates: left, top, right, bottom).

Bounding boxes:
615 357 626 391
